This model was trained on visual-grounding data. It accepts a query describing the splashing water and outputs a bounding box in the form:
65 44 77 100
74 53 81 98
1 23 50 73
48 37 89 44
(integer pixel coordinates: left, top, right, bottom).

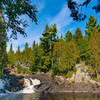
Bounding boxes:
18 78 41 94
0 78 41 94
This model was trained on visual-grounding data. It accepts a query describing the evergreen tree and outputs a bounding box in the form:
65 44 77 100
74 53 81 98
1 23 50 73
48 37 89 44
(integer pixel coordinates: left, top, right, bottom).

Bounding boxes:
60 33 63 40
0 0 38 76
8 44 16 66
65 30 72 42
0 0 38 38
0 17 7 75
53 40 79 76
85 15 97 37
40 24 57 72
73 28 83 62
29 44 42 73
78 37 89 61
32 40 36 50
88 27 100 78
23 42 31 63
15 46 21 63
74 27 83 41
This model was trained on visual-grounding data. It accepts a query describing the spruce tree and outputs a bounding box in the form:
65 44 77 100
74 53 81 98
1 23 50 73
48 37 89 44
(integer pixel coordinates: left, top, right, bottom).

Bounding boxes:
23 42 31 63
74 27 83 42
40 24 57 72
32 40 36 50
85 15 97 37
8 44 16 66
0 16 7 75
65 30 72 42
15 46 21 64
53 40 79 76
88 27 100 78
29 44 42 73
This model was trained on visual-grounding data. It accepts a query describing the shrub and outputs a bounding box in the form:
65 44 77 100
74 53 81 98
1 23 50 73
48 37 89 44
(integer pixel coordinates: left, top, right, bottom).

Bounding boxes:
66 71 74 78
22 67 31 74
72 79 75 83
16 63 21 74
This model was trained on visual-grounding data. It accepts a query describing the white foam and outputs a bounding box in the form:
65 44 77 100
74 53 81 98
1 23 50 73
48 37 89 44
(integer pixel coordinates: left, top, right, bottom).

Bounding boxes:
0 78 40 94
17 78 41 94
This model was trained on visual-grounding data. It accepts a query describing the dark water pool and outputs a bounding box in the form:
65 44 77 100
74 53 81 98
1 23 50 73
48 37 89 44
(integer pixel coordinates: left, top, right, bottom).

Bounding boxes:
1 92 100 100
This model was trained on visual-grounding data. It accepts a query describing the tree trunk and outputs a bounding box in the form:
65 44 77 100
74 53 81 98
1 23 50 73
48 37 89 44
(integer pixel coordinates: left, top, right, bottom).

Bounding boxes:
0 11 7 76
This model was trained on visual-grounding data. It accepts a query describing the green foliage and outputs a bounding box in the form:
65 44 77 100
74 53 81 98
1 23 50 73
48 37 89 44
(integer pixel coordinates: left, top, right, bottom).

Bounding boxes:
16 63 21 74
0 0 38 38
88 27 100 78
65 30 72 42
22 67 31 74
6 15 100 79
73 27 83 41
23 42 31 63
72 80 75 83
0 17 8 76
66 71 74 78
29 44 42 73
8 44 16 66
40 24 57 72
15 46 21 63
85 15 97 37
53 40 79 75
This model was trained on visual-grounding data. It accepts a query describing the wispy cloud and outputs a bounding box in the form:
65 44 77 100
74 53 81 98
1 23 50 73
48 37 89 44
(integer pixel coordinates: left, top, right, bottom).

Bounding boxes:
50 4 73 35
7 31 41 52
34 0 45 12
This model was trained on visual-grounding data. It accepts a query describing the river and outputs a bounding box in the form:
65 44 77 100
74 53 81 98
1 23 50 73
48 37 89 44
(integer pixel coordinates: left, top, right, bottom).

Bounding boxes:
0 92 100 100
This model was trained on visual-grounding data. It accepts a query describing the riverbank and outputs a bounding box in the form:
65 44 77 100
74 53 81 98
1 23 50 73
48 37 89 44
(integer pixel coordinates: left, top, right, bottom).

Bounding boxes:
1 66 100 94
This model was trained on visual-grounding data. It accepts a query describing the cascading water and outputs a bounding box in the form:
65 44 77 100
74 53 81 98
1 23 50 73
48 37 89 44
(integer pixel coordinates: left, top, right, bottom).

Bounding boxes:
0 78 41 100
18 78 41 94
0 78 41 94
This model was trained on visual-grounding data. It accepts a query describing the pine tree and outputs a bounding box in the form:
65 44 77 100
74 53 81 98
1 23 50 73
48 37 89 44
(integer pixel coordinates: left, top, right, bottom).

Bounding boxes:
15 46 21 64
40 24 57 72
29 44 42 73
65 30 72 42
74 27 83 42
53 40 79 76
0 17 8 75
78 37 89 61
8 44 16 66
85 15 97 37
88 27 100 78
23 42 31 63
32 40 36 50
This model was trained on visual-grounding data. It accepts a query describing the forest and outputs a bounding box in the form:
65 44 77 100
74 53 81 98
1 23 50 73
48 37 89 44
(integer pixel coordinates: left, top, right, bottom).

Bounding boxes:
5 15 100 79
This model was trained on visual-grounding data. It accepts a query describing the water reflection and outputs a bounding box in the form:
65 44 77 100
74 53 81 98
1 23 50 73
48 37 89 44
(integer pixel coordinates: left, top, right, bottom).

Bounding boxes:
39 93 100 100
0 93 39 100
1 92 100 100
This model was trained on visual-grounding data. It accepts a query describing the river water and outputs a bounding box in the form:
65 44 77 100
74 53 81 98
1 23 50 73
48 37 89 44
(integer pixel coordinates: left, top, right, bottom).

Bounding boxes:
0 92 100 100
1 78 100 100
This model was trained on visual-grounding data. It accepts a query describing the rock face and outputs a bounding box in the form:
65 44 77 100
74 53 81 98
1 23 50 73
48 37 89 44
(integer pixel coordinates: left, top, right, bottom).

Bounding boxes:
67 63 94 83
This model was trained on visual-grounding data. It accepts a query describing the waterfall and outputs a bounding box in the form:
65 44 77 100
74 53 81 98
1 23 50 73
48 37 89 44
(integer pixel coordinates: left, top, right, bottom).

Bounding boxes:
0 78 40 94
17 78 41 94
0 79 6 89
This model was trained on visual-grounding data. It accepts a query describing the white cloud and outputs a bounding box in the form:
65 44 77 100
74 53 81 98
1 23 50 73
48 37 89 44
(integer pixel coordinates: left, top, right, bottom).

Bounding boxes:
34 0 45 12
50 4 72 35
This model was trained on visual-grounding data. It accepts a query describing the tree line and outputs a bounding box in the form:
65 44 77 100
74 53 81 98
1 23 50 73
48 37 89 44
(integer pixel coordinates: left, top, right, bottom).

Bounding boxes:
6 15 100 79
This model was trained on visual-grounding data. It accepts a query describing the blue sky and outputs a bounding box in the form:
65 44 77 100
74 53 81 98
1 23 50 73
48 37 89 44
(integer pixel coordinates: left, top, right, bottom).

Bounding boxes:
7 0 100 52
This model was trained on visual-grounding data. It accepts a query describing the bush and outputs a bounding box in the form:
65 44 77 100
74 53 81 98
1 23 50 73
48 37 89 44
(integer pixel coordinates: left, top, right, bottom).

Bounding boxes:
72 79 75 83
22 67 31 74
52 63 59 76
16 63 21 74
66 71 74 78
